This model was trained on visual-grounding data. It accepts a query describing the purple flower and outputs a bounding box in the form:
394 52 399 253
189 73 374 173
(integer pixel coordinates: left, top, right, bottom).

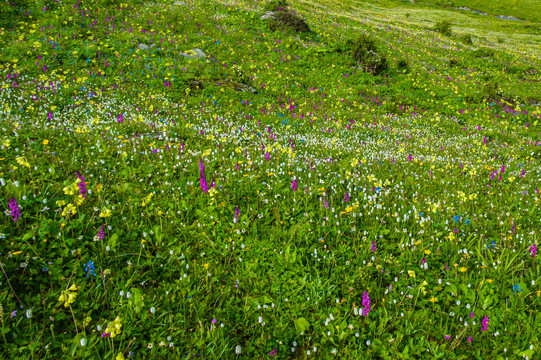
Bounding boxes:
445 335 450 340
234 207 240 223
323 196 329 209
9 197 20 221
469 312 474 318
371 240 376 252
362 291 371 316
75 171 88 198
199 157 209 193
265 151 270 161
11 310 17 318
481 315 489 331
291 178 298 192
344 192 350 202
467 336 473 342
270 348 277 356
98 225 105 240
531 244 537 258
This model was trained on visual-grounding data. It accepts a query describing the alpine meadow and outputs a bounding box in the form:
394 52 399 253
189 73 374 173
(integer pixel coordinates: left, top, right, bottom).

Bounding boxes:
1 0 541 358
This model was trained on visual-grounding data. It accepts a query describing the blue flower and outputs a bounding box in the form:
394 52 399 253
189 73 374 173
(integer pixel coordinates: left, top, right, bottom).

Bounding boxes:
452 215 459 223
513 284 522 293
84 260 96 277
465 219 470 225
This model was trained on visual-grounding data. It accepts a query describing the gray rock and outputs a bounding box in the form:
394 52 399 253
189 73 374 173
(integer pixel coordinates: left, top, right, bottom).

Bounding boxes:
260 11 275 20
179 48 207 59
137 43 155 51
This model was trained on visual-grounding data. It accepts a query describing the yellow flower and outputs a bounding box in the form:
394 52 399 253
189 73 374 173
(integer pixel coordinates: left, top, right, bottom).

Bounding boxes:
459 267 467 272
203 263 210 270
15 156 30 168
429 297 438 303
486 279 493 284
99 207 112 218
107 316 122 338
116 353 125 360
407 270 416 278
58 283 78 307
43 139 49 145
424 250 431 255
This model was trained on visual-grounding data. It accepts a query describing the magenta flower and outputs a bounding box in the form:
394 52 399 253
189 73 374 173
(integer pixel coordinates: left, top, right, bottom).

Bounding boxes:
531 244 537 258
467 336 473 342
75 171 88 198
481 315 489 331
98 225 105 241
270 348 277 356
344 192 350 202
371 240 376 252
9 197 20 221
445 335 450 340
323 195 329 209
199 157 209 193
362 291 371 316
291 178 298 192
265 151 270 161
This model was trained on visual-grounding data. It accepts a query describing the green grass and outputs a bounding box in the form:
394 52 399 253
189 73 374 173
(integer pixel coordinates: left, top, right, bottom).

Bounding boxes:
0 0 541 358
419 0 541 23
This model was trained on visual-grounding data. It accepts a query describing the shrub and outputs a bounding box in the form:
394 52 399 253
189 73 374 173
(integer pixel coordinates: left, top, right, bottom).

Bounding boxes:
397 59 409 71
263 0 289 12
461 34 473 45
268 11 311 33
434 20 452 36
350 34 388 75
474 48 495 58
449 59 460 67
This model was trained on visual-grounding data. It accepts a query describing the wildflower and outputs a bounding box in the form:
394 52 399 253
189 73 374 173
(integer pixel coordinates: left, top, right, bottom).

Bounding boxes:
84 260 97 277
291 178 298 192
147 343 153 349
429 297 438 303
9 197 20 221
58 283 78 307
199 157 209 193
445 335 450 340
344 192 350 202
265 151 270 161
99 207 112 218
481 315 489 331
116 353 125 360
513 284 523 293
234 206 240 223
98 225 105 241
15 156 30 168
11 311 16 318
323 195 329 209
235 345 242 354
467 336 473 342
407 270 416 278
371 240 376 252
270 348 277 356
106 316 122 338
80 338 87 347
75 171 88 198
362 291 371 316
531 244 537 258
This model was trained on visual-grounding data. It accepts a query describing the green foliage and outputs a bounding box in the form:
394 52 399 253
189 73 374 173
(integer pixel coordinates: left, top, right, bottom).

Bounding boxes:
434 20 453 36
262 0 289 12
349 34 388 75
474 47 495 58
0 0 540 358
461 33 473 44
268 9 311 33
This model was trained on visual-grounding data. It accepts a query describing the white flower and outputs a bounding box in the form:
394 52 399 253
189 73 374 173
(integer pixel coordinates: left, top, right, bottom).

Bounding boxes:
366 340 371 346
26 309 32 318
80 338 87 347
331 348 337 355
119 291 124 297
235 345 242 354
150 307 156 314
126 292 131 299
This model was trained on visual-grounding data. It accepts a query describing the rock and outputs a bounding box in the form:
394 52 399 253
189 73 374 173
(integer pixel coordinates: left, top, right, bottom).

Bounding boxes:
137 43 155 51
179 48 207 59
260 11 275 20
